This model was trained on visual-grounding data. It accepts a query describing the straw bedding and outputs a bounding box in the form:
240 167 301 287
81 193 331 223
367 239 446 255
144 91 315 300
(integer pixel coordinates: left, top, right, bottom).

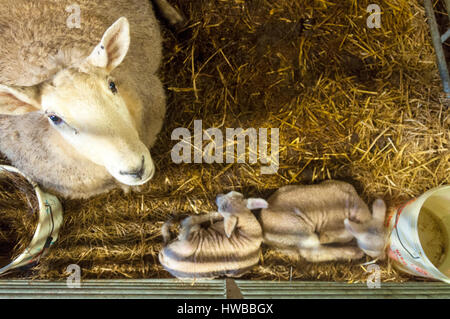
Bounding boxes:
0 0 449 282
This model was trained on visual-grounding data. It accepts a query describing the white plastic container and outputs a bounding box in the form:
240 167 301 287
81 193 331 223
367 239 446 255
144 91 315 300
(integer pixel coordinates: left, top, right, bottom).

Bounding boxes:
0 165 63 275
386 185 450 283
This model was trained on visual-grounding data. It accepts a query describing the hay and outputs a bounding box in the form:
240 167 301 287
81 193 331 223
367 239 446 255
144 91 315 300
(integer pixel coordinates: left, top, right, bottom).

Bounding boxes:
0 0 449 282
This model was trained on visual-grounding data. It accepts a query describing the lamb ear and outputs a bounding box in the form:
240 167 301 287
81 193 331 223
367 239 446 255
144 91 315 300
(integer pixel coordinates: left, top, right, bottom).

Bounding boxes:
372 199 386 223
86 17 130 72
246 198 269 210
0 84 41 115
224 215 238 238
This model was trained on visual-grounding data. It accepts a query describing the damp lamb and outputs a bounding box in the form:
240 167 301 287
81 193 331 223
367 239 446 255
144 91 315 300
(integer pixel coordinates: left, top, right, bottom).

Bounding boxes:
159 191 268 279
259 180 387 262
0 0 184 198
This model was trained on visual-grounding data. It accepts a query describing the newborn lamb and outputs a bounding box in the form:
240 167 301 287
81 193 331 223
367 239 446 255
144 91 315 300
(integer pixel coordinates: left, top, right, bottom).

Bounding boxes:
159 191 268 279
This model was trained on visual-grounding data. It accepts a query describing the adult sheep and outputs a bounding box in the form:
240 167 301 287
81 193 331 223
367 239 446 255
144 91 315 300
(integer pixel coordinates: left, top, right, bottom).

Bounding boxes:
0 0 180 198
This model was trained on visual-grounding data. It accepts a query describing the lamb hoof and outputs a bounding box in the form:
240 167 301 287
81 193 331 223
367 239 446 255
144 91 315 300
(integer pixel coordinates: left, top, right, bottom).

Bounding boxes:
342 247 364 260
120 185 145 195
319 234 331 244
131 185 145 193
120 185 131 195
172 18 189 33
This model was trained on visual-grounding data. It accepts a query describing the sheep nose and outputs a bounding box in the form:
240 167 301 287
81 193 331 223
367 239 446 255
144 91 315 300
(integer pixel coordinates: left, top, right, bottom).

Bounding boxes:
120 156 145 180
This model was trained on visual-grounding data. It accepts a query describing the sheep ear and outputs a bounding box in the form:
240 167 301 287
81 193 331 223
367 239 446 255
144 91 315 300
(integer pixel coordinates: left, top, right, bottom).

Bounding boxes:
86 17 130 72
344 219 366 239
246 198 269 210
0 84 41 115
372 199 386 223
224 215 238 238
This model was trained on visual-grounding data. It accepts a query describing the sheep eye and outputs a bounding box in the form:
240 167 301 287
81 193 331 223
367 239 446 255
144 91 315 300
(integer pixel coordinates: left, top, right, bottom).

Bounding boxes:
109 81 117 94
48 115 63 125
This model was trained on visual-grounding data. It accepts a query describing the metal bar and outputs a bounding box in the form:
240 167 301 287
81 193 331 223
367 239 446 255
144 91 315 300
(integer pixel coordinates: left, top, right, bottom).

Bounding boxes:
441 28 450 42
235 281 450 299
424 0 450 97
444 0 450 43
0 279 227 299
0 279 449 299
